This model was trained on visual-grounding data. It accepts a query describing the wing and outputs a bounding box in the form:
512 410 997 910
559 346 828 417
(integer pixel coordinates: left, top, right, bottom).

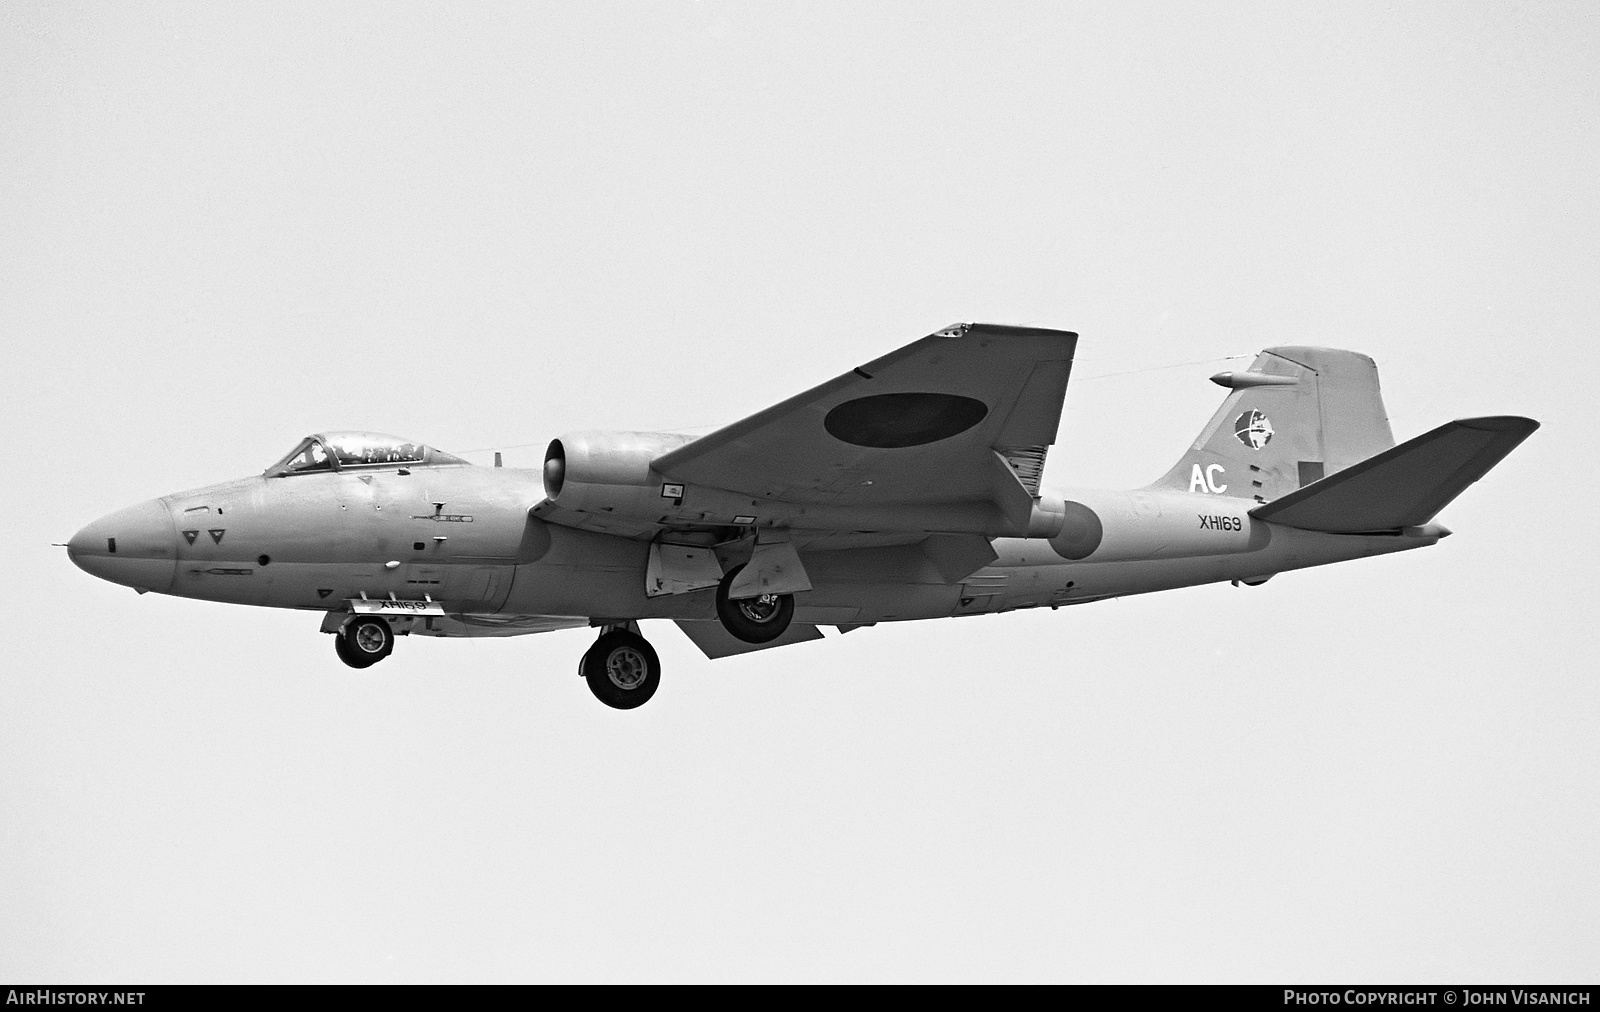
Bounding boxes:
652 322 1077 536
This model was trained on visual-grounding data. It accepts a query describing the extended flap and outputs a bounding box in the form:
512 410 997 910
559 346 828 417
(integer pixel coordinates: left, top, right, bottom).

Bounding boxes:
674 621 826 659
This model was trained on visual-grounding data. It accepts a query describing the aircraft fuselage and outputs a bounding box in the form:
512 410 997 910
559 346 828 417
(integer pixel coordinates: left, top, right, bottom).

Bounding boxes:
67 462 1439 631
66 324 1527 708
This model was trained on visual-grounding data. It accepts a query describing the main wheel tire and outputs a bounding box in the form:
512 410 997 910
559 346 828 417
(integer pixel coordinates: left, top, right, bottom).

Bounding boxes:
334 632 371 668
583 630 661 709
715 565 795 644
336 617 394 668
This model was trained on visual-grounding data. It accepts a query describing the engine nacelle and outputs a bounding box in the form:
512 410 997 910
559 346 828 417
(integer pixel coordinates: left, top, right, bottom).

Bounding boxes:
543 431 696 499
542 431 751 526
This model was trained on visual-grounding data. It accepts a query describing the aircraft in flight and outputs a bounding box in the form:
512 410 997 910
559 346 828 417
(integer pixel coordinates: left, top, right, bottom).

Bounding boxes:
66 323 1537 708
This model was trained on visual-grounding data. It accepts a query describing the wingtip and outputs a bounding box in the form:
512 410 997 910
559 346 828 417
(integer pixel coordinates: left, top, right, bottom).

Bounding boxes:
964 322 1078 341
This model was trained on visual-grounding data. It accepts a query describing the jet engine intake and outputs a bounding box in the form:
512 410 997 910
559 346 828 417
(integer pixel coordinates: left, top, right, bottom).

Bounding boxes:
543 431 697 501
541 431 746 523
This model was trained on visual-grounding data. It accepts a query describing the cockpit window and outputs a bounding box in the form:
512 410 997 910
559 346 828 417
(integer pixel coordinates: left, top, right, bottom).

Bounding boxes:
327 434 426 467
265 431 468 476
274 437 333 474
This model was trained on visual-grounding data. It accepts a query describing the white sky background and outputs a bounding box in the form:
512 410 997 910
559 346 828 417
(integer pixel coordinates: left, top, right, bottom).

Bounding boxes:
3 1 1597 983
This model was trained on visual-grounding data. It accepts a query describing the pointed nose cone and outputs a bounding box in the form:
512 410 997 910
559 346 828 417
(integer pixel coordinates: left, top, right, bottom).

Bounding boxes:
67 498 178 594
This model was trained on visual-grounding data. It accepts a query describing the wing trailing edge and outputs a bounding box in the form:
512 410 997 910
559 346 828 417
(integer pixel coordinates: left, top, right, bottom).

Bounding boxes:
1249 416 1538 534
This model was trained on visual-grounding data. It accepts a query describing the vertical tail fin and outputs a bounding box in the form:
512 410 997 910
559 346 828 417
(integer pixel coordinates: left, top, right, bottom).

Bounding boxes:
1150 347 1395 503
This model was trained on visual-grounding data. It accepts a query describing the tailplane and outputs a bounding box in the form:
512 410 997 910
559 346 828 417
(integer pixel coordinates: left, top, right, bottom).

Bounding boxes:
1250 416 1538 533
1151 347 1395 503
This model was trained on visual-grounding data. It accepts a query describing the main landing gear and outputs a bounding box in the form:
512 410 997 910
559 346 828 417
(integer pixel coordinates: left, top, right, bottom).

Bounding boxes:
581 626 661 709
335 616 394 669
714 564 795 644
578 562 796 710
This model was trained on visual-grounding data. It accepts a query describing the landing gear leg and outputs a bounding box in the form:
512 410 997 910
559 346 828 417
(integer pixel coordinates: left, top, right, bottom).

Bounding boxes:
335 616 394 669
581 626 661 709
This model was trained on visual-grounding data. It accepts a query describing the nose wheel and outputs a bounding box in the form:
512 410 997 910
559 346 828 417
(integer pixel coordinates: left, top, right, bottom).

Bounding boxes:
581 628 661 709
335 616 394 668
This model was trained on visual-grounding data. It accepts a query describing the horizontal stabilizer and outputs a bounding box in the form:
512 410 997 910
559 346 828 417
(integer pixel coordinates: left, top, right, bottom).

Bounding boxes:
1250 416 1538 533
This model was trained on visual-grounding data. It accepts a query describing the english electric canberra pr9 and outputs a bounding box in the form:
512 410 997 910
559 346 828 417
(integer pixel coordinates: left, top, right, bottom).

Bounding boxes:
66 324 1537 708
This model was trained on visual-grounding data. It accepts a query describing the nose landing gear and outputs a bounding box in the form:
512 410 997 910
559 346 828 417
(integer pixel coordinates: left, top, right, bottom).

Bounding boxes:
335 616 394 668
581 626 661 709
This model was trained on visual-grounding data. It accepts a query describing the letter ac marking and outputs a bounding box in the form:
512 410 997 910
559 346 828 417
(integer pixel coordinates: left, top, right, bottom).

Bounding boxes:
1190 463 1228 494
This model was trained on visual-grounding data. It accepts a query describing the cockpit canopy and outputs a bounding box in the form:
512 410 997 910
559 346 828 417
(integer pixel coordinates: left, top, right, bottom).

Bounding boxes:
265 431 469 476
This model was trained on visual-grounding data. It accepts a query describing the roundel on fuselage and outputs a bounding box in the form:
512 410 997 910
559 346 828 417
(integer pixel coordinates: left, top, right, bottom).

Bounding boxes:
822 392 989 448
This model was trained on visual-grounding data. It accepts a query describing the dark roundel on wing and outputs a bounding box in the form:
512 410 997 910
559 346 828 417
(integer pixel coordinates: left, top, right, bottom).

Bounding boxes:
823 393 989 448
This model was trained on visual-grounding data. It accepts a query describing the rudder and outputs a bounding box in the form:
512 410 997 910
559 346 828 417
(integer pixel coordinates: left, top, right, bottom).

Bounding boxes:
1150 347 1395 503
